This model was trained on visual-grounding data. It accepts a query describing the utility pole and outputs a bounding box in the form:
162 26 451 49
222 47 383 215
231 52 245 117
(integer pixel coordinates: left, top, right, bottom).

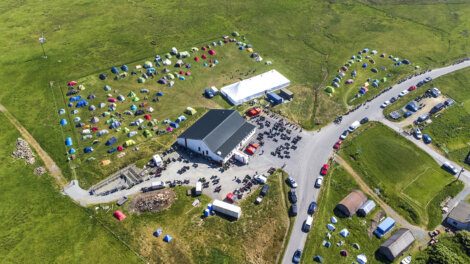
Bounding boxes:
457 168 465 181
39 32 47 59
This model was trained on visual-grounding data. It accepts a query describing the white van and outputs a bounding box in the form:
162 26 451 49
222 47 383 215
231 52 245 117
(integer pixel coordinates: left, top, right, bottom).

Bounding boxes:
255 175 268 184
303 216 314 232
348 121 361 132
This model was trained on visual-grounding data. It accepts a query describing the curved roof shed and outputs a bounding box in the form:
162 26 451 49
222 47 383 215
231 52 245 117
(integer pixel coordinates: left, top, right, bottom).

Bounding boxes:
335 190 367 217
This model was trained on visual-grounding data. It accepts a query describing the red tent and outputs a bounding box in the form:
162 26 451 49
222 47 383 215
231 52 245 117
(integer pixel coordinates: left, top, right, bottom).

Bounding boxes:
226 193 234 203
245 146 255 155
201 54 207 60
108 98 117 103
208 50 216 55
67 81 77 86
117 146 123 151
144 114 151 120
91 127 99 132
194 56 200 62
201 46 207 51
113 210 126 221
179 70 184 75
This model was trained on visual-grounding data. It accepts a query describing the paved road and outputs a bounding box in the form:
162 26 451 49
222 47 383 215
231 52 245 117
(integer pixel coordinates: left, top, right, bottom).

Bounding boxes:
281 59 470 263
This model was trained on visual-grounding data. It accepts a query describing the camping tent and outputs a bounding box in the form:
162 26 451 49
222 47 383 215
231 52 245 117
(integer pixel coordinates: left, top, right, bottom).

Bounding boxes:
153 228 163 237
339 229 350 237
313 255 323 263
113 210 126 221
68 148 76 154
185 107 196 115
111 67 119 74
221 70 290 105
60 119 68 126
163 235 172 243
327 224 336 231
144 61 153 68
357 254 367 264
99 73 107 80
65 137 73 146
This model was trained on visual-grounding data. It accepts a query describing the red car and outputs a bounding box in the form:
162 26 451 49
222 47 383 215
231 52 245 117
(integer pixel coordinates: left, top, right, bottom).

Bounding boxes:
320 164 329 176
333 140 343 150
408 85 417 91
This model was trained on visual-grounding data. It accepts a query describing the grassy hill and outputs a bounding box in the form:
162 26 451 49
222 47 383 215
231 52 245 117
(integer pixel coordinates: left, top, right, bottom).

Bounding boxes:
0 0 469 181
340 122 462 228
0 113 142 263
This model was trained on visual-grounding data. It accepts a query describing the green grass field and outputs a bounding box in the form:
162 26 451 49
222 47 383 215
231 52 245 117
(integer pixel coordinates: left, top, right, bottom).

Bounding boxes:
92 170 289 264
384 67 470 169
0 0 469 182
340 122 461 228
302 165 385 263
0 113 142 263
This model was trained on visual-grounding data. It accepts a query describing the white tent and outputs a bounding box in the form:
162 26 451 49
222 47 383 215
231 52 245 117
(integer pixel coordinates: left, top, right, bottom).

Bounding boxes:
221 69 290 105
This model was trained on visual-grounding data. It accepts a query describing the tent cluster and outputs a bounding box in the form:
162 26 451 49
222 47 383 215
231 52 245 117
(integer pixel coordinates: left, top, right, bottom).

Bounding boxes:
152 227 173 243
316 215 367 263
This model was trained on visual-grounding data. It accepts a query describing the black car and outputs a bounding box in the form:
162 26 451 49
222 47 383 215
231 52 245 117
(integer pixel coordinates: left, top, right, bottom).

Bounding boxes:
307 201 317 215
290 204 298 216
292 250 302 264
260 184 270 197
360 117 369 124
288 190 298 204
390 97 397 103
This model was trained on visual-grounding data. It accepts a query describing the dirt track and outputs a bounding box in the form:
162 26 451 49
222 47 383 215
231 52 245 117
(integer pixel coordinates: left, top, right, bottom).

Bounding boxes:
0 103 66 187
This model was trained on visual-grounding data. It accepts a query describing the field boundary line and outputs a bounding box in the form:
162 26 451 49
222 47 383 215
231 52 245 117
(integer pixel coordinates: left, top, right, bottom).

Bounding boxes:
0 103 67 187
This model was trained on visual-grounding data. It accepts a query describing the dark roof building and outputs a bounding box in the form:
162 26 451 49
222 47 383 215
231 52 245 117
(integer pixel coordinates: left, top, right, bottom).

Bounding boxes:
177 109 256 163
378 228 415 261
335 190 367 217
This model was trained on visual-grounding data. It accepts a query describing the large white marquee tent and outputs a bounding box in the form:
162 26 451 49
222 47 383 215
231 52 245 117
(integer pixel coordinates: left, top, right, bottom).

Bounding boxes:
221 69 290 105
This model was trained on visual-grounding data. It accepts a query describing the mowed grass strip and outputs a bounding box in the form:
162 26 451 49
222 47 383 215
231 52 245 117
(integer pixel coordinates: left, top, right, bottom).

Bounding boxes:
0 113 141 263
340 122 455 227
93 171 289 264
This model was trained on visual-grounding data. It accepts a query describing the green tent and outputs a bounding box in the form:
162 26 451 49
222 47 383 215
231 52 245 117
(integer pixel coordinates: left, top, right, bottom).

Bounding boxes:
127 91 136 97
165 53 172 59
325 86 335 94
143 130 152 138
137 77 145 83
132 97 140 102
232 31 240 37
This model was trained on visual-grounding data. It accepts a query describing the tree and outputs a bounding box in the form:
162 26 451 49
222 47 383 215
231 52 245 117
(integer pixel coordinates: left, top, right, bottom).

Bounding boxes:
455 230 470 256
428 243 466 264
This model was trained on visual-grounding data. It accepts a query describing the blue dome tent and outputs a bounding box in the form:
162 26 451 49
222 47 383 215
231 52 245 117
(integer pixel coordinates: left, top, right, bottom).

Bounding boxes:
60 119 68 126
65 137 73 147
163 235 172 243
111 67 119 74
121 65 129 72
68 148 76 154
99 73 107 80
156 92 164 97
84 147 94 153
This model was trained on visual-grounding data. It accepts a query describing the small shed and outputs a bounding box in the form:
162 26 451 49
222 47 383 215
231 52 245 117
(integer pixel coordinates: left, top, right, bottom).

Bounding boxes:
357 200 376 217
378 228 415 261
279 88 294 100
374 217 396 238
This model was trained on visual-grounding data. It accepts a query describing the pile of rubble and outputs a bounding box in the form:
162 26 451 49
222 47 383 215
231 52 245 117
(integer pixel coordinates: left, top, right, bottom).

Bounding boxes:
34 166 46 176
12 138 35 165
130 189 175 213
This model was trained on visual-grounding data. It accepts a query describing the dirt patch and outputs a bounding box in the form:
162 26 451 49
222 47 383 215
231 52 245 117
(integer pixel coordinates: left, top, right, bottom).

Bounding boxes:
129 189 176 214
368 210 386 238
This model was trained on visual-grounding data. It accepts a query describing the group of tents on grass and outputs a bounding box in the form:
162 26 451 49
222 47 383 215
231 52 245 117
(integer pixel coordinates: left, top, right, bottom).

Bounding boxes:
325 48 413 98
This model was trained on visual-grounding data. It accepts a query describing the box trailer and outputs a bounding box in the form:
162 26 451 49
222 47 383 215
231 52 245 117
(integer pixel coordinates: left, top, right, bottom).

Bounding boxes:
195 181 202 196
233 150 249 164
142 181 166 192
152 154 163 167
212 199 242 220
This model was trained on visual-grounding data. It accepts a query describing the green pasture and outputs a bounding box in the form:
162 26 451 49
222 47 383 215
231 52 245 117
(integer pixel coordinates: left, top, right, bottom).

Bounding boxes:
340 122 460 228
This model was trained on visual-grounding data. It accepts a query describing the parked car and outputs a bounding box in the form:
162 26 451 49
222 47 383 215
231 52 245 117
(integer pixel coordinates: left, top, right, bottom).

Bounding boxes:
442 162 459 175
360 117 369 124
398 89 409 97
340 130 348 140
348 121 360 132
414 128 422 139
315 177 324 188
333 140 343 150
424 77 433 83
307 201 317 215
320 164 329 176
408 85 417 91
290 204 298 216
423 134 432 144
417 80 425 87
381 100 391 108
292 250 302 263
303 216 313 232
289 190 298 204
390 96 397 103
286 177 298 188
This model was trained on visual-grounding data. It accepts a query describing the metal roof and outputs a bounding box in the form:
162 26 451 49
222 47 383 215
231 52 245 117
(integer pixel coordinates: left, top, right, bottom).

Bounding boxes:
379 228 415 260
178 109 256 158
448 202 470 223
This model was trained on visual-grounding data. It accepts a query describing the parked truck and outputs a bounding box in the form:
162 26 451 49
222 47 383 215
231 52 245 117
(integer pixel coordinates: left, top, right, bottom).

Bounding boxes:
212 199 242 220
142 181 165 192
195 181 202 196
